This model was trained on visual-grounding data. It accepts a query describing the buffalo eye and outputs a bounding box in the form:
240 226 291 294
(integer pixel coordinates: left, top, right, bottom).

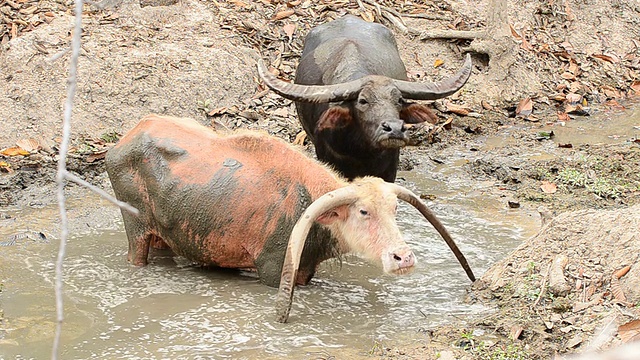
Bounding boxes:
358 98 368 105
359 209 369 216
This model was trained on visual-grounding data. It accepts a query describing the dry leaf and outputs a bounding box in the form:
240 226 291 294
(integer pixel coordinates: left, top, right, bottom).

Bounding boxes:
433 59 444 68
618 320 640 343
592 53 620 63
516 98 533 117
230 0 249 8
293 131 306 145
540 181 557 194
557 112 570 121
15 138 40 153
360 10 375 22
510 325 523 341
282 23 296 39
445 102 470 116
272 9 294 21
286 0 300 6
520 38 533 51
561 72 576 80
85 150 107 163
566 93 582 104
614 265 631 279
0 161 12 173
481 100 493 110
208 107 228 117
631 81 640 94
509 24 522 40
272 107 289 117
1 146 30 156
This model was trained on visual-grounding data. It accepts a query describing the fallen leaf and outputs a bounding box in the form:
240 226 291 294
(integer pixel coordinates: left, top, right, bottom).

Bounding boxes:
445 101 470 116
85 150 107 163
510 325 523 341
360 10 375 22
0 161 12 173
293 131 306 145
618 320 640 343
509 24 522 40
566 93 582 104
0 146 30 156
558 143 573 148
230 0 249 7
481 100 493 110
15 138 40 153
433 59 444 68
286 0 300 6
557 112 570 121
566 333 583 348
592 53 620 63
520 37 534 51
631 81 640 94
515 98 533 117
614 265 631 279
272 107 289 117
282 23 296 40
272 9 294 21
540 181 557 194
208 107 228 116
561 72 576 80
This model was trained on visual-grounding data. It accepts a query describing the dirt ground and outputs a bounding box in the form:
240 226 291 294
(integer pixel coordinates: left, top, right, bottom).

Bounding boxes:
1 0 640 359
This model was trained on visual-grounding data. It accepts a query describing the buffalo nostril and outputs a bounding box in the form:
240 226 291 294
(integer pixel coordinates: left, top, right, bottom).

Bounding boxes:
392 252 415 268
381 122 392 132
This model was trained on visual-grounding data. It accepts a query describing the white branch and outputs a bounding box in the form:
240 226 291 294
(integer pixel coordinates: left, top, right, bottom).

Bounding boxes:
52 0 84 358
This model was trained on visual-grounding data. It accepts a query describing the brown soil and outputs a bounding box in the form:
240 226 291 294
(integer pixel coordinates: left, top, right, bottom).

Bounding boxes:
1 0 639 359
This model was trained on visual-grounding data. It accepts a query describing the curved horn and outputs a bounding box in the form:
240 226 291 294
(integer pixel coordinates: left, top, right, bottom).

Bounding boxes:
275 186 360 323
257 60 366 104
393 53 473 100
388 183 476 282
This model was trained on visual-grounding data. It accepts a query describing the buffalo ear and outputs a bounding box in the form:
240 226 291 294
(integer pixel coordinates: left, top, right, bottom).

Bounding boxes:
315 204 348 225
400 103 438 125
316 106 353 132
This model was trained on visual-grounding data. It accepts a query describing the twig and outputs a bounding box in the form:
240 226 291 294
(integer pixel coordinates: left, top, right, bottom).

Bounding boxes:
52 0 84 359
64 172 139 215
533 262 552 308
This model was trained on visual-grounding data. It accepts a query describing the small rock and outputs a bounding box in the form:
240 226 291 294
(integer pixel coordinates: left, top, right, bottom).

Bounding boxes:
508 200 520 208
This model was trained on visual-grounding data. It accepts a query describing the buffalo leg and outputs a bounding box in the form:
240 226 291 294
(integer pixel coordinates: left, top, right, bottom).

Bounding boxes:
121 212 152 266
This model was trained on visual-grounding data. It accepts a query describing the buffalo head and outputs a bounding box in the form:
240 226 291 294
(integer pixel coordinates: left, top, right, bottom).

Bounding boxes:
257 54 472 150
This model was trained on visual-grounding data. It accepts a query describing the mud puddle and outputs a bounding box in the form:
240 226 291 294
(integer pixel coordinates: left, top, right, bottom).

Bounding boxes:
0 170 539 359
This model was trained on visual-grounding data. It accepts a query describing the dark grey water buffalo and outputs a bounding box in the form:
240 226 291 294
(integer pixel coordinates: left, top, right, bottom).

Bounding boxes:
258 15 472 182
105 114 475 322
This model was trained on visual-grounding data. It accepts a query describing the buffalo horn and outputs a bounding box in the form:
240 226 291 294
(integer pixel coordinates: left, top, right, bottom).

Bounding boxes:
393 53 473 100
275 186 359 323
257 60 367 103
388 183 476 282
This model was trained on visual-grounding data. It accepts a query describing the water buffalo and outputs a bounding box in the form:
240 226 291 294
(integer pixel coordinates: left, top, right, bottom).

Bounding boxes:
105 114 475 322
258 15 472 182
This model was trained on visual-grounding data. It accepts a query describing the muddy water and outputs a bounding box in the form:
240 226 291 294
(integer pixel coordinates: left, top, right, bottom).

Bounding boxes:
0 171 539 359
545 105 640 146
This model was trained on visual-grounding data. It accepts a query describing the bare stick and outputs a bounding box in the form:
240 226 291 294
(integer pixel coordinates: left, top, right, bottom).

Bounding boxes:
52 0 84 358
64 172 139 215
413 29 485 40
